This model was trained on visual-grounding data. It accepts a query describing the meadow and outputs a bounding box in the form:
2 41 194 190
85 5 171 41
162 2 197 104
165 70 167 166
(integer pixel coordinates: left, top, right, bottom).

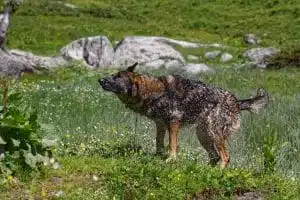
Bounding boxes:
0 0 300 199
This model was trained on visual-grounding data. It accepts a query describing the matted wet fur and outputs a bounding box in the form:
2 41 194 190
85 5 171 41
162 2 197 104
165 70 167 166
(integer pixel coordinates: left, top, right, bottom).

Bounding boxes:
99 63 268 167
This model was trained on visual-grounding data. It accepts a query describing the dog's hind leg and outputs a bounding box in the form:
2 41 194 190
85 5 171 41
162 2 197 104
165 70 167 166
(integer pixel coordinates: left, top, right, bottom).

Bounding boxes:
155 122 167 156
214 134 230 168
196 123 220 166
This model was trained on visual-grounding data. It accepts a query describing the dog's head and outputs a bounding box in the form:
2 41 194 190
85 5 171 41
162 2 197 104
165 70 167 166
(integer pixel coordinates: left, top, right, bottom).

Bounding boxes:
98 62 138 95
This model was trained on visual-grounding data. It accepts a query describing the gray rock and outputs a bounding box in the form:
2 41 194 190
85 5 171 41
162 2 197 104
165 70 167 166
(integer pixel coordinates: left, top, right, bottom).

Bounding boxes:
164 59 183 70
60 36 224 70
113 36 186 68
243 47 278 68
10 49 69 69
204 51 221 59
60 36 114 69
244 34 261 45
182 63 213 74
0 50 35 78
143 59 165 69
187 55 199 61
220 52 233 62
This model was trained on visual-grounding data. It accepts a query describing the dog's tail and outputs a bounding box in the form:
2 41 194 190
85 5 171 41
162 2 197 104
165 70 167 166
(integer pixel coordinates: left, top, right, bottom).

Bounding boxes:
238 88 268 114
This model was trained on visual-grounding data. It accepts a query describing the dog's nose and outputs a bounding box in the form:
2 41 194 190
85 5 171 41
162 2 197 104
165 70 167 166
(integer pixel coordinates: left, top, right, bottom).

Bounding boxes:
98 78 105 85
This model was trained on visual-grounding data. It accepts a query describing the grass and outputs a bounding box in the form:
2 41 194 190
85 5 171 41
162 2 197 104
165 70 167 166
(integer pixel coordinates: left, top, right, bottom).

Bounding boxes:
5 0 300 54
1 156 299 199
0 64 299 199
0 0 300 199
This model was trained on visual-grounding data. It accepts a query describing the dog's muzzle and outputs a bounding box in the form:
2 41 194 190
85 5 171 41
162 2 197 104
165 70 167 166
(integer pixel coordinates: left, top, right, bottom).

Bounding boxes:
98 78 105 86
99 78 112 91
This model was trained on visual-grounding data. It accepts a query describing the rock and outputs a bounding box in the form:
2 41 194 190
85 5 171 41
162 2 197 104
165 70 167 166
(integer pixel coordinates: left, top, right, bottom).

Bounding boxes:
64 3 77 9
60 36 225 70
244 34 261 45
0 50 35 78
60 36 114 69
220 52 233 62
10 49 69 69
182 63 213 74
204 51 221 59
243 47 278 68
52 162 60 170
187 55 199 61
49 190 65 198
113 36 186 68
164 59 184 70
143 59 165 69
56 1 77 9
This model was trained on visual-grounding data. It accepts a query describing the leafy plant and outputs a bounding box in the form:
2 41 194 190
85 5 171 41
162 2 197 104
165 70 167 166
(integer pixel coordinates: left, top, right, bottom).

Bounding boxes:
0 90 54 177
263 132 278 173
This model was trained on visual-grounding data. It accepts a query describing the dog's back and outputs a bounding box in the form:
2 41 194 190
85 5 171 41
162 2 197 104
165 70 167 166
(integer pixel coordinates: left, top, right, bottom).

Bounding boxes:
144 75 240 125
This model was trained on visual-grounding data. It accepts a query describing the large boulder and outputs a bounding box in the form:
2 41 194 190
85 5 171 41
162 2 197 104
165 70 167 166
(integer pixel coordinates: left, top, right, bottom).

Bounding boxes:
112 36 187 68
60 36 114 69
60 36 223 72
243 47 278 68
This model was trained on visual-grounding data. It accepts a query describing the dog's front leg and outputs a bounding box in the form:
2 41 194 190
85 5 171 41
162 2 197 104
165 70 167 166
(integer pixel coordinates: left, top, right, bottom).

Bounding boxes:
166 120 180 162
155 122 166 156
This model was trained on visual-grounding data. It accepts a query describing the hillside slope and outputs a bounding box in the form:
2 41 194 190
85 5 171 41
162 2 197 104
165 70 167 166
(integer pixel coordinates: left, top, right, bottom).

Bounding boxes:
4 0 300 54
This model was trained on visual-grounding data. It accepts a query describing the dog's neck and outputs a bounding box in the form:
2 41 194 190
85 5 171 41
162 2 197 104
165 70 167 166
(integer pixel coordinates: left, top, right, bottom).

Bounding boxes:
131 74 165 99
116 74 167 112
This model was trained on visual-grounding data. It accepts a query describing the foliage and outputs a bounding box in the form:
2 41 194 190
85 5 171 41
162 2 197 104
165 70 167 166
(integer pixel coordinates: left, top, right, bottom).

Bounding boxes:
0 90 54 179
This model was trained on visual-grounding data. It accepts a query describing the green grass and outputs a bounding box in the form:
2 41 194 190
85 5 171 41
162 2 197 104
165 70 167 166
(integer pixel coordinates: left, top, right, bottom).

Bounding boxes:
1 0 300 199
0 65 298 199
5 0 300 54
1 156 299 199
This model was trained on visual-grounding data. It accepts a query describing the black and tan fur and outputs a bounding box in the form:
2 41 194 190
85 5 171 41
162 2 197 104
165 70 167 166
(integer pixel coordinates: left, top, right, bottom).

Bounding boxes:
99 63 268 167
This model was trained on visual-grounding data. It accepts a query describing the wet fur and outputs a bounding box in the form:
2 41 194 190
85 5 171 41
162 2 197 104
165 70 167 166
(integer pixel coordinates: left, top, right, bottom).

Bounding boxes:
99 63 268 167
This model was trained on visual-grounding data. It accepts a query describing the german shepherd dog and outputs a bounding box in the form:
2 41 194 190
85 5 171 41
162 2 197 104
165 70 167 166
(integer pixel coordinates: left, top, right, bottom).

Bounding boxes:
99 63 268 167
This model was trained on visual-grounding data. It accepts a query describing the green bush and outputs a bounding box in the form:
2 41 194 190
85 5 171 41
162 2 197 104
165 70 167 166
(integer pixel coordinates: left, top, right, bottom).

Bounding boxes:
0 90 54 177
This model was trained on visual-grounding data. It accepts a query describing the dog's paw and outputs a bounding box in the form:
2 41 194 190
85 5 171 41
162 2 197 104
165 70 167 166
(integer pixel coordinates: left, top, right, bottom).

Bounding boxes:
165 154 177 163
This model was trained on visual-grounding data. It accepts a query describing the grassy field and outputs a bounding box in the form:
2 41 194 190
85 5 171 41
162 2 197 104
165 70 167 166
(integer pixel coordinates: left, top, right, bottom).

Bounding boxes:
6 0 300 54
0 0 300 199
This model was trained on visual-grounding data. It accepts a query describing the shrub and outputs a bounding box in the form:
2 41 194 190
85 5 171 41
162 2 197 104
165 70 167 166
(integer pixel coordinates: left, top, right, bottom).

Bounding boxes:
0 88 54 178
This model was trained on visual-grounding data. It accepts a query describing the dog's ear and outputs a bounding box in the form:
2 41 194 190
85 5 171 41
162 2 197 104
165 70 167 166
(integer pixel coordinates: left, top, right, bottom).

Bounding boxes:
126 62 138 72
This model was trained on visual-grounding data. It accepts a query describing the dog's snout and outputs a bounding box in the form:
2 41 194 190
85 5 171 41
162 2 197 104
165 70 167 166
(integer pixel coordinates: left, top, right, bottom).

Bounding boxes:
98 78 105 85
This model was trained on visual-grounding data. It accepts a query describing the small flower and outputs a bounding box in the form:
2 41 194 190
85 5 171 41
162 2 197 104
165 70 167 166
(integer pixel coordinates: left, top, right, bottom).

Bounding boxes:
92 175 98 181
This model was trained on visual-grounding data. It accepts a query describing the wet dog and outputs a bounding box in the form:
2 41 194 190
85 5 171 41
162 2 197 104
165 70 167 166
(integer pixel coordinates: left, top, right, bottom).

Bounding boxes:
99 63 268 167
